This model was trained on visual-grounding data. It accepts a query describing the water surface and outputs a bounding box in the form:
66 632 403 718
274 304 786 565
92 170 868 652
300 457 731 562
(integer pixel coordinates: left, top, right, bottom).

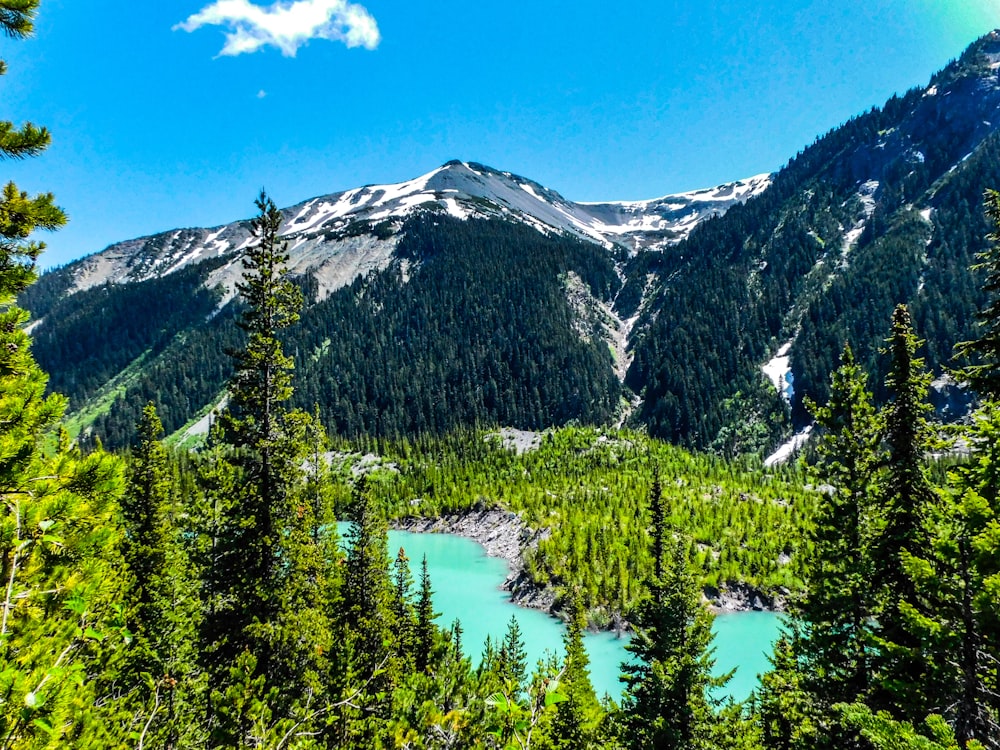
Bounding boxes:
339 524 782 701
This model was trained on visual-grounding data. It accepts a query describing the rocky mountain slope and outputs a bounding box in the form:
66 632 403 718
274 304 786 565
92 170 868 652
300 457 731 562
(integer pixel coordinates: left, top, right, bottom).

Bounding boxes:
22 31 1000 453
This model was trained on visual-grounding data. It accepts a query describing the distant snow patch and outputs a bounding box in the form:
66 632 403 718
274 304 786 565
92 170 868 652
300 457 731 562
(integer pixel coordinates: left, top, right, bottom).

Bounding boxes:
764 426 812 468
443 198 468 219
762 341 794 401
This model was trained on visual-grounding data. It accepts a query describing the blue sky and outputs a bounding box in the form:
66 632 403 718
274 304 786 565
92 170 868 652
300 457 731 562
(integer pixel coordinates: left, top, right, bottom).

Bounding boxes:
6 0 1000 267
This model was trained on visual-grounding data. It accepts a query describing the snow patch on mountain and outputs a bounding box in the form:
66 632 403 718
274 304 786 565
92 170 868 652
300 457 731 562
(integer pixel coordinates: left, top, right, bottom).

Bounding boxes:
57 161 772 301
762 341 794 402
764 426 812 468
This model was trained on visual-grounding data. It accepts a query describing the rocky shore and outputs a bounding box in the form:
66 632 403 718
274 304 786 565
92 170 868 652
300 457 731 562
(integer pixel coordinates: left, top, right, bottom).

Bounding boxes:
392 508 558 613
392 508 784 623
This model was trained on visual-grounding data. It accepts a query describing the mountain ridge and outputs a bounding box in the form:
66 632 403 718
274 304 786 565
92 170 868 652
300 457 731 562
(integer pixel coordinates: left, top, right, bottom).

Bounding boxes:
22 30 1000 453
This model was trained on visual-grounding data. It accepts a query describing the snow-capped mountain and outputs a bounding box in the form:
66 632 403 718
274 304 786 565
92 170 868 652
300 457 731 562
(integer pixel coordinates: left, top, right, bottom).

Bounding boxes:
66 160 770 301
35 32 1000 454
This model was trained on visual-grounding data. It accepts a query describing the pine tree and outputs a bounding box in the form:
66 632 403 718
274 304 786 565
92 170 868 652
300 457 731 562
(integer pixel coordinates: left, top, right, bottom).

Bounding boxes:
497 615 528 689
340 477 397 741
121 404 175 671
0 4 127 743
800 344 879 707
414 554 438 674
198 192 336 742
620 479 725 750
870 304 938 721
0 1 64 296
754 632 817 750
119 403 202 748
213 190 304 654
550 591 600 749
392 547 416 667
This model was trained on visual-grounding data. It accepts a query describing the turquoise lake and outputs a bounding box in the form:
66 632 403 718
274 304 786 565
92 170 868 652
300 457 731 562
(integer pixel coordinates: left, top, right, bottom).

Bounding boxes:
339 524 782 702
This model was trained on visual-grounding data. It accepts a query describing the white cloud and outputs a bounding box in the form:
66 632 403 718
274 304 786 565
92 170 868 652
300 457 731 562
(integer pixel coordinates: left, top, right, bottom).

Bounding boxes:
256 89 267 98
175 0 381 57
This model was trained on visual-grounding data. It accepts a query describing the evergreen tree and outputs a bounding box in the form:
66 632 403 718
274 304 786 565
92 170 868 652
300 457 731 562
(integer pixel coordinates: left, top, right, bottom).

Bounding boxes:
392 547 416 667
340 478 397 741
550 591 600 749
901 404 1000 747
119 403 202 748
753 632 817 750
0 4 127 743
198 192 338 743
620 479 725 750
414 555 438 674
497 615 528 689
121 405 176 669
0 1 64 296
870 304 938 721
211 189 304 660
800 345 879 708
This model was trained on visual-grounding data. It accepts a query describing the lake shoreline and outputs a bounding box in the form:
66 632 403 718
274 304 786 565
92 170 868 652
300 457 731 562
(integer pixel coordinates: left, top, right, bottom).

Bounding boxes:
391 508 785 623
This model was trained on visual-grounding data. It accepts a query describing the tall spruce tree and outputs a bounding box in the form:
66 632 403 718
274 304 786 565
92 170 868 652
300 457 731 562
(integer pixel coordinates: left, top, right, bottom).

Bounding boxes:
801 344 879 707
340 477 398 742
198 191 337 741
550 590 600 750
392 547 416 668
119 404 202 748
870 304 938 722
620 478 725 750
497 615 528 689
415 555 438 674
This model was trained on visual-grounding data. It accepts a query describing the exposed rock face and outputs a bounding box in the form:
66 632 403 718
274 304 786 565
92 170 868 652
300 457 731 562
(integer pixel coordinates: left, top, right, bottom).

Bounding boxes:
703 582 787 613
393 509 556 613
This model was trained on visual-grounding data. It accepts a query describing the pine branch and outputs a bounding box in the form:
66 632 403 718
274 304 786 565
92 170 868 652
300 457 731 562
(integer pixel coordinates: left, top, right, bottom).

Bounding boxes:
0 122 50 160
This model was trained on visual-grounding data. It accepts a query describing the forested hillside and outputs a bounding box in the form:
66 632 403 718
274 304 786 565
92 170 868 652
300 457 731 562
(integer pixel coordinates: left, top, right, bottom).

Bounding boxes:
22 32 1000 455
628 32 1000 449
26 216 624 447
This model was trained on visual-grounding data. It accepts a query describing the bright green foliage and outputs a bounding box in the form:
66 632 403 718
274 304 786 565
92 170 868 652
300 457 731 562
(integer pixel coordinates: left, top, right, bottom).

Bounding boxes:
118 403 203 748
365 427 814 616
0 1 62 298
620 481 726 750
839 703 986 750
211 651 326 750
800 345 879 707
870 304 938 720
485 657 566 750
0 4 127 743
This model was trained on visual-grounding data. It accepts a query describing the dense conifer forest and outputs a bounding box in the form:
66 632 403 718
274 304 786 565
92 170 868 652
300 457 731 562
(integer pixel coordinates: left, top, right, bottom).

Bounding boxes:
4 2 1000 746
20 32 1000 456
